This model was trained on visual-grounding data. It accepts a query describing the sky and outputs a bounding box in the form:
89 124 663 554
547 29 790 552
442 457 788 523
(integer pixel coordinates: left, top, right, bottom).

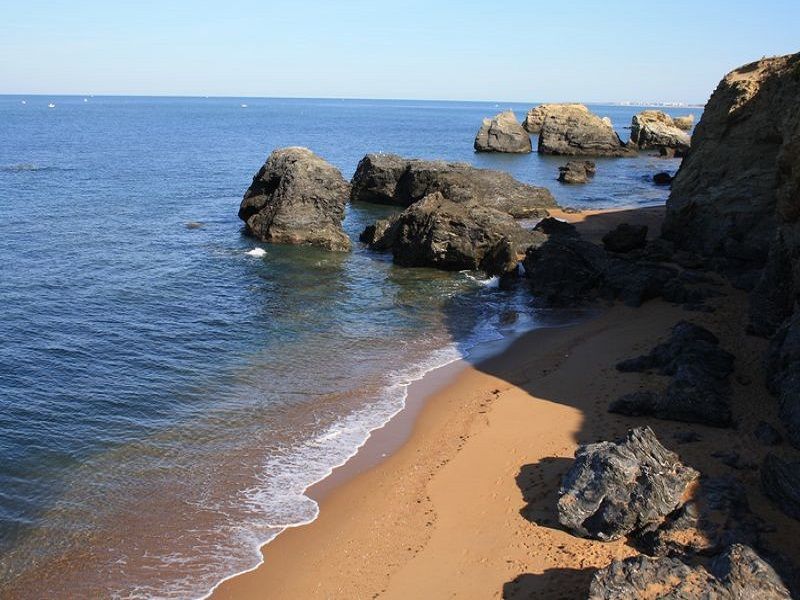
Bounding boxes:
1 0 798 104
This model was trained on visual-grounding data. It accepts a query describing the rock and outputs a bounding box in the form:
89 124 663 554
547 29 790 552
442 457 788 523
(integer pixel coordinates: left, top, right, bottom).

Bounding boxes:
522 103 588 134
589 545 791 599
748 232 797 337
474 110 532 153
636 476 761 558
349 153 555 218
630 110 692 153
653 171 673 185
602 223 648 253
613 321 734 427
557 160 596 183
765 313 800 448
557 427 698 541
537 105 635 157
523 234 609 306
663 52 800 271
755 421 783 446
762 453 800 521
239 147 351 251
523 229 685 308
533 216 578 237
673 114 695 130
361 192 544 275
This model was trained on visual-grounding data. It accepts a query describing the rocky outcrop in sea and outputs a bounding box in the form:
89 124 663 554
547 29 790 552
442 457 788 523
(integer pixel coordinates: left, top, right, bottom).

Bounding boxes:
350 153 555 218
537 104 635 157
630 110 691 154
474 110 532 153
238 147 351 251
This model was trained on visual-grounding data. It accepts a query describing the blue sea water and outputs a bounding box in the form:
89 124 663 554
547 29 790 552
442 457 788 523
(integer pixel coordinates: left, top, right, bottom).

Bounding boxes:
0 95 694 598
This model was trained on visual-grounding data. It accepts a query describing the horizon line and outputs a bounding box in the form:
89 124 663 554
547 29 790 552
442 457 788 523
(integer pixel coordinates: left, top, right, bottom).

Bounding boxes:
0 92 707 108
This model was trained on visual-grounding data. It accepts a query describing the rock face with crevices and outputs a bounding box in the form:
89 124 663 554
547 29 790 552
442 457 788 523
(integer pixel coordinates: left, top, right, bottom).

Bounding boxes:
538 105 635 157
588 544 791 600
239 147 351 251
765 312 800 448
360 192 545 275
663 52 800 287
474 110 532 153
350 153 555 218
630 110 692 153
557 427 698 541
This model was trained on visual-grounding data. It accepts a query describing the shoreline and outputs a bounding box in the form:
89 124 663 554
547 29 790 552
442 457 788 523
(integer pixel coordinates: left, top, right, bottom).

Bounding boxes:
207 206 705 598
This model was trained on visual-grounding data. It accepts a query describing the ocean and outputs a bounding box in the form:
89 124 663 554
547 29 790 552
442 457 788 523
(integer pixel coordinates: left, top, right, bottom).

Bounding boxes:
0 95 692 598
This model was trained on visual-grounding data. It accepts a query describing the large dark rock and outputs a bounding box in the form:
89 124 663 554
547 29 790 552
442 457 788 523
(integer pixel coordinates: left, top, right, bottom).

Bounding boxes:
630 110 692 153
612 321 735 427
474 110 532 153
589 544 791 599
238 147 351 251
361 192 544 275
349 153 555 218
663 53 800 274
522 230 685 308
602 223 648 253
557 160 596 184
537 105 635 157
761 453 800 520
557 427 698 541
765 313 800 448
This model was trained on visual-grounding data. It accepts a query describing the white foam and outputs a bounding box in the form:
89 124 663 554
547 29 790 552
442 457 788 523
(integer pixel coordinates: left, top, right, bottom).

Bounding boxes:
244 248 266 258
197 313 533 600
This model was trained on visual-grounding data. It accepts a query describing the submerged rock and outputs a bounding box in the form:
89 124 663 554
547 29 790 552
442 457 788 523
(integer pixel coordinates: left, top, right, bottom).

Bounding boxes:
474 110 532 153
630 110 691 153
522 103 589 134
361 192 544 276
349 153 555 218
537 105 635 157
653 171 673 185
589 544 791 599
602 223 648 253
239 147 351 251
557 160 596 184
557 427 698 541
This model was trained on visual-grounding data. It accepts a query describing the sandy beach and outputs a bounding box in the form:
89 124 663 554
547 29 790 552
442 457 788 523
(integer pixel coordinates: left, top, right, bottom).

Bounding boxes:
211 207 800 599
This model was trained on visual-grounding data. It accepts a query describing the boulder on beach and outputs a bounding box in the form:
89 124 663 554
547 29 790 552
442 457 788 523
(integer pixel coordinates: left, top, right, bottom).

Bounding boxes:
557 160 596 184
238 147 351 251
613 321 735 427
589 544 791 600
630 110 691 153
349 153 555 218
761 453 800 520
522 103 589 134
474 110 532 153
557 427 698 541
602 223 648 253
360 192 545 276
537 105 635 157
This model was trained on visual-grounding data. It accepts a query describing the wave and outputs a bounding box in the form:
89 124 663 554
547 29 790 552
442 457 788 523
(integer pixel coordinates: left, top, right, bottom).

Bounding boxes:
196 304 525 600
0 163 70 173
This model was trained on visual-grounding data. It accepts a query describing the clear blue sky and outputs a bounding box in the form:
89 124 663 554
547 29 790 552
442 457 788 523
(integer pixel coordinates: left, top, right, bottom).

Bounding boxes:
1 0 798 103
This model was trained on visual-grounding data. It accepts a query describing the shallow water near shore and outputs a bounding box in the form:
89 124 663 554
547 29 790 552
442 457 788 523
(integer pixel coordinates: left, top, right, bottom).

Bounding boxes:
0 95 693 598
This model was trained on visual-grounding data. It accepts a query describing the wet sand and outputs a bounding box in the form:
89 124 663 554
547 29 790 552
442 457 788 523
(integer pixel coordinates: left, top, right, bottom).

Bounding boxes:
211 207 800 599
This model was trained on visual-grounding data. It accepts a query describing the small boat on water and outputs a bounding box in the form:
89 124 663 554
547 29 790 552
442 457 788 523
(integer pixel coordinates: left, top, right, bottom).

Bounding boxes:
48 103 56 108
241 103 248 108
